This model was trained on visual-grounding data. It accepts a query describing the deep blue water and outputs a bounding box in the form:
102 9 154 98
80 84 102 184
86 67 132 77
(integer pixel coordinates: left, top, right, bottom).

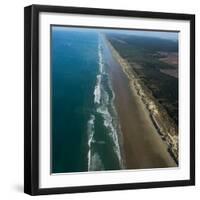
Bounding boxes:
51 27 123 173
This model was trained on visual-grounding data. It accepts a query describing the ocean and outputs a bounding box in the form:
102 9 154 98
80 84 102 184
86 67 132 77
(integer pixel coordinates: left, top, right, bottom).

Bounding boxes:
51 26 123 173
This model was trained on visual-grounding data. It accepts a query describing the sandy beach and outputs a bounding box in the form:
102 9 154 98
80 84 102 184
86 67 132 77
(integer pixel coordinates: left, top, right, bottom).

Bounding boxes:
102 37 177 169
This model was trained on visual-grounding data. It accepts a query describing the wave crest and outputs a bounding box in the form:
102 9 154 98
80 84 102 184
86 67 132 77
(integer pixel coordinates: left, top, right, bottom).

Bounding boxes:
88 36 124 171
94 75 101 104
87 114 95 171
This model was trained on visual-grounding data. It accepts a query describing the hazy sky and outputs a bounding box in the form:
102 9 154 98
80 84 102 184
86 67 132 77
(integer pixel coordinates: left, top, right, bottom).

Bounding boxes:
101 29 178 41
114 30 178 41
53 26 178 41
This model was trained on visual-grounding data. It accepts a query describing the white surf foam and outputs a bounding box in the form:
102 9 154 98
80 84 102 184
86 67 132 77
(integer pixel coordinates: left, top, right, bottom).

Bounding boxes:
87 114 104 171
90 152 104 171
108 77 124 168
98 43 104 74
94 75 101 104
95 76 122 167
97 104 122 166
90 36 124 170
93 41 105 105
87 114 95 171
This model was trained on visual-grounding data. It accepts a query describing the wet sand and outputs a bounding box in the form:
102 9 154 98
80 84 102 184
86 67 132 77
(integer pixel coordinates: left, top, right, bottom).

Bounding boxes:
102 37 177 169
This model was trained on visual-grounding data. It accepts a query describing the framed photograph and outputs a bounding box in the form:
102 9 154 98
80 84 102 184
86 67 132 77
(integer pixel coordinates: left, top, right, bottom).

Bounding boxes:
24 4 195 195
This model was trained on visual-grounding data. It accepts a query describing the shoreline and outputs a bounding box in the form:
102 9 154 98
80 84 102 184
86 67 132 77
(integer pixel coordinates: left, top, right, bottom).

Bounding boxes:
102 35 177 169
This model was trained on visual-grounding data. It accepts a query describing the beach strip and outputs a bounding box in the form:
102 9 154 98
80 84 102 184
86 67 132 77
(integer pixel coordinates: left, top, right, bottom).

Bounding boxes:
103 36 177 169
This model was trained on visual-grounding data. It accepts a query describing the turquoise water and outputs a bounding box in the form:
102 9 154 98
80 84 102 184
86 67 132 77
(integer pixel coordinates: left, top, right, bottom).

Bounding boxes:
51 27 123 173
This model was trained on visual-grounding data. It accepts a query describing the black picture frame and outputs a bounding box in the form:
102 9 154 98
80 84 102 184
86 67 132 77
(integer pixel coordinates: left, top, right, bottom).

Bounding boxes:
24 4 195 196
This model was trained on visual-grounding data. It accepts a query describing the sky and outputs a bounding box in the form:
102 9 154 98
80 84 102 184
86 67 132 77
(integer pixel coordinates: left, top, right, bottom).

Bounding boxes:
109 30 179 41
52 26 178 41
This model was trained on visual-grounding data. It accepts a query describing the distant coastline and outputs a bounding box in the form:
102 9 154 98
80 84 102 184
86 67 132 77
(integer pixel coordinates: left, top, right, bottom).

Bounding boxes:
103 35 178 167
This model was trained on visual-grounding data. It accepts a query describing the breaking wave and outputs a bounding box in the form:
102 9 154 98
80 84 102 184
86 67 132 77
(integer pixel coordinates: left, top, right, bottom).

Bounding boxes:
87 114 95 171
94 75 101 104
87 35 123 171
96 78 123 167
89 152 104 171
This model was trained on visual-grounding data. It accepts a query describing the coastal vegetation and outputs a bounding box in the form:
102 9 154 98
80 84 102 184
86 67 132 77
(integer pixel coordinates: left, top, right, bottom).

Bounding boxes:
106 33 178 164
106 33 178 125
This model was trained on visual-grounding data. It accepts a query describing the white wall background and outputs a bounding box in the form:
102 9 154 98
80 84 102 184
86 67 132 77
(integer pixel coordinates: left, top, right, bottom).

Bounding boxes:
0 0 199 199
